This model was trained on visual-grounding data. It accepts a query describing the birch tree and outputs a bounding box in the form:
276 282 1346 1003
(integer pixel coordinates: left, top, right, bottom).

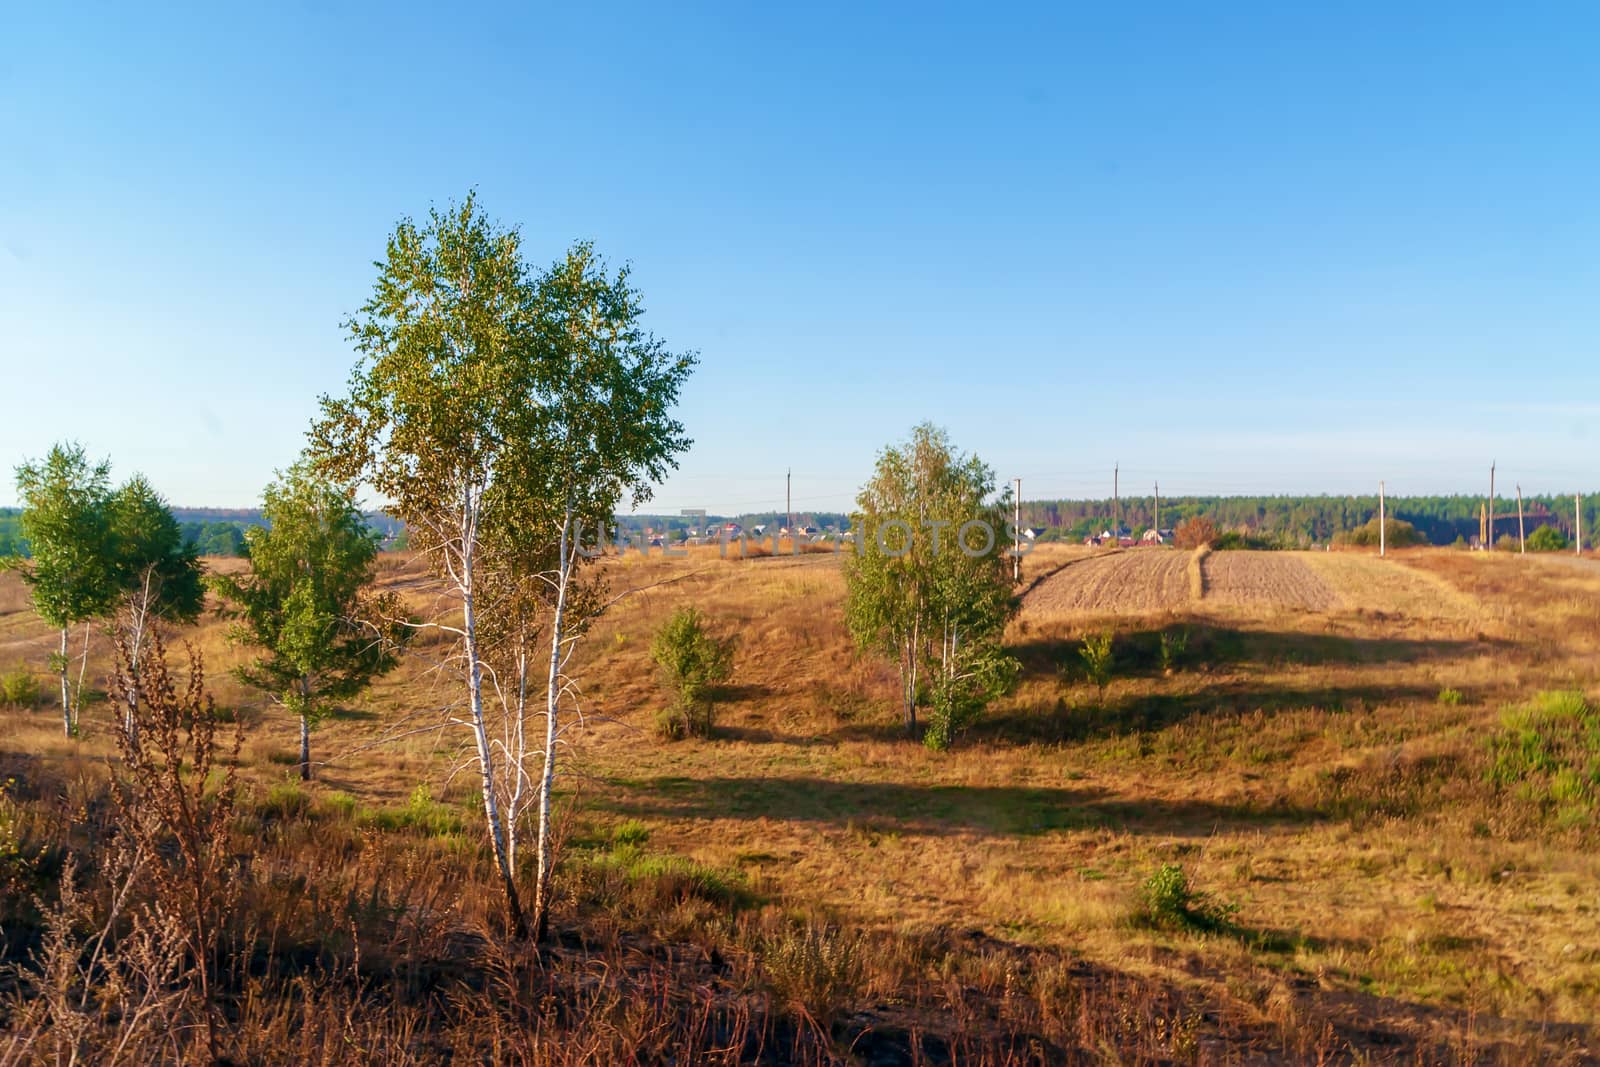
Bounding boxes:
11 443 117 736
519 243 694 940
844 424 1017 748
106 474 205 741
310 197 693 938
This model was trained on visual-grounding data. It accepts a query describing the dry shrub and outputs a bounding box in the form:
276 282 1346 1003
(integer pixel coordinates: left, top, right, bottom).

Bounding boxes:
1173 516 1218 550
108 630 241 1060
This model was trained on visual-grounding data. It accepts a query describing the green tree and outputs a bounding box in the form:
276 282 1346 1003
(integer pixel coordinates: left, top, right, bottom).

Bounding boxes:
311 196 694 939
212 464 403 781
10 444 117 736
1526 524 1569 552
844 424 1017 748
651 606 735 739
106 474 205 740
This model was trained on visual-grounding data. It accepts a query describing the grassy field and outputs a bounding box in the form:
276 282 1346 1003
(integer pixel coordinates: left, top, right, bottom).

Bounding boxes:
1 543 1598 1062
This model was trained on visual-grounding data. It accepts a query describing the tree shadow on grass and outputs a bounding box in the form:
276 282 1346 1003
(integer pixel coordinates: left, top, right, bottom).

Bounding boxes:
973 679 1442 746
596 774 1319 838
1013 623 1497 685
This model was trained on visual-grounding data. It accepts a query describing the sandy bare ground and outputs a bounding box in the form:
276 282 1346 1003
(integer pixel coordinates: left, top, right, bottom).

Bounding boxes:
1201 551 1337 612
1023 549 1190 614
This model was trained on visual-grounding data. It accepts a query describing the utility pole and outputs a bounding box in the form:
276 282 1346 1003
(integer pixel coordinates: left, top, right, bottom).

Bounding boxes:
1013 477 1022 583
1113 461 1120 533
786 468 792 543
1478 460 1491 550
1577 494 1584 556
1516 484 1526 554
1154 481 1160 538
1379 480 1386 557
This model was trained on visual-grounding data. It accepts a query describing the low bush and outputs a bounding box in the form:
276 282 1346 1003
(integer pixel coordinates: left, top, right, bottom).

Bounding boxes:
1173 517 1217 550
1138 864 1235 932
1336 517 1424 548
651 606 736 740
1527 524 1569 552
0 665 39 709
1078 630 1115 701
1158 627 1189 673
755 912 867 1028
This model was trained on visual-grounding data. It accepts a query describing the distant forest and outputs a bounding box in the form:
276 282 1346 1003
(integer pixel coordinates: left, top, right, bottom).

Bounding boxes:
1021 494 1598 547
4 497 1590 559
0 507 405 558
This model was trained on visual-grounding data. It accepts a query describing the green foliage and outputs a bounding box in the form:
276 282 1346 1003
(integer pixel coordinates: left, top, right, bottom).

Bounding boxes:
12 443 119 733
0 666 39 708
108 474 205 627
368 785 465 837
0 511 23 559
259 780 312 821
611 819 651 848
1079 630 1115 701
1139 864 1236 932
1158 627 1189 673
212 463 404 777
1437 687 1464 706
924 642 1017 751
1526 524 1569 552
1336 516 1424 548
13 443 117 630
651 607 735 740
182 520 249 557
1487 691 1599 827
844 424 1018 746
1213 530 1294 551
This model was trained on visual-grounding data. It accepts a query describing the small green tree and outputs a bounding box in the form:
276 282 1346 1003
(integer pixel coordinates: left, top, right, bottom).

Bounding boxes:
651 606 735 739
1079 630 1115 702
1526 524 1569 552
212 464 404 780
106 474 205 740
10 444 117 736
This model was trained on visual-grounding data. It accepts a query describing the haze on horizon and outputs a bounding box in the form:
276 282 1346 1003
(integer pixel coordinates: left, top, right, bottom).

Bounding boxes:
3 4 1597 513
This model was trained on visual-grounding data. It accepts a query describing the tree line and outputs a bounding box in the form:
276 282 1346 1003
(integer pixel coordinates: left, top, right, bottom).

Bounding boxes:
1024 492 1597 546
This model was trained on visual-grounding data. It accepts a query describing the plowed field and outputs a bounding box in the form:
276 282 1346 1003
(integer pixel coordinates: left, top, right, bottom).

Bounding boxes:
1202 551 1337 611
1024 550 1190 614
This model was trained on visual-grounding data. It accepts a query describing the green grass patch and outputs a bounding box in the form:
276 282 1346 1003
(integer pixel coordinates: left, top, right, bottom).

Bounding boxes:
1487 690 1600 828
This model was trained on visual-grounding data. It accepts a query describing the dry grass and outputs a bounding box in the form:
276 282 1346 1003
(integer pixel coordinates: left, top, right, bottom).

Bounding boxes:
1 545 1598 1062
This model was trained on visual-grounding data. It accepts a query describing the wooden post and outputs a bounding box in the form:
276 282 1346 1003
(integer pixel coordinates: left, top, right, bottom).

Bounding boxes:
1379 480 1386 557
1478 463 1491 550
1113 461 1120 534
1516 484 1525 554
1012 477 1021 583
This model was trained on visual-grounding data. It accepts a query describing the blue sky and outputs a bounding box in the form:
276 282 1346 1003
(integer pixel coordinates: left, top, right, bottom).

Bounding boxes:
3 3 1597 513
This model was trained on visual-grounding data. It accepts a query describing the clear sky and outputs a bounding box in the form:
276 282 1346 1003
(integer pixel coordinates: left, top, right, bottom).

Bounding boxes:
3 3 1598 514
